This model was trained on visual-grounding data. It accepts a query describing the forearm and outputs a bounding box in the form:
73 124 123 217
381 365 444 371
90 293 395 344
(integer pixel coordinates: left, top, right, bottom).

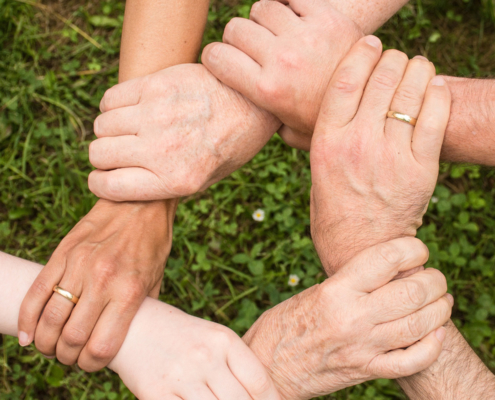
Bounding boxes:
0 251 155 373
119 0 210 82
328 0 409 34
398 320 495 399
440 77 495 166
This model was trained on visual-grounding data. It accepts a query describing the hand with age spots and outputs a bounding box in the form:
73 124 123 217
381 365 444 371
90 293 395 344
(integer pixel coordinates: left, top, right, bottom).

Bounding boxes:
244 238 452 400
88 64 280 201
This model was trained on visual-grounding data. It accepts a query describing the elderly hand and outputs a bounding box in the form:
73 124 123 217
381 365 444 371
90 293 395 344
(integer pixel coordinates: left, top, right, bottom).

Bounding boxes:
309 37 451 273
18 199 176 371
110 298 281 400
88 63 280 201
202 0 363 150
244 238 452 400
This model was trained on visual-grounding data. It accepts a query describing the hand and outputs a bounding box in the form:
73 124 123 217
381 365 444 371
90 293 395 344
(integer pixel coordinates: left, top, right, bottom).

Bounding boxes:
18 199 177 371
109 297 281 400
244 238 453 400
202 0 363 150
88 63 281 201
309 37 451 273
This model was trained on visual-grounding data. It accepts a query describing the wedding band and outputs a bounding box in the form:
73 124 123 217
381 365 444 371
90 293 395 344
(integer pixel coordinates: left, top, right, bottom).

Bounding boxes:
387 111 417 127
53 285 79 305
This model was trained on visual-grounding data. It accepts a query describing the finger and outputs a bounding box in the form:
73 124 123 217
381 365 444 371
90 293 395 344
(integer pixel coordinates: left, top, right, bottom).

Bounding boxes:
385 56 436 148
369 268 447 323
370 327 446 379
149 279 162 299
313 36 383 134
357 49 409 130
78 298 144 372
376 294 453 350
34 276 81 357
18 257 67 347
249 0 300 35
89 136 144 170
333 237 430 293
88 168 165 202
393 265 424 280
93 105 141 138
228 340 280 400
278 125 311 151
412 76 451 168
274 0 321 17
202 43 261 105
56 293 107 365
207 369 252 400
100 78 145 112
223 18 275 64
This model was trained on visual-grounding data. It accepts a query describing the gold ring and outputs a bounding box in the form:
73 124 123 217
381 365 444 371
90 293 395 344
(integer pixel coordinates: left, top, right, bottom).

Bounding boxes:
53 285 79 305
387 111 417 127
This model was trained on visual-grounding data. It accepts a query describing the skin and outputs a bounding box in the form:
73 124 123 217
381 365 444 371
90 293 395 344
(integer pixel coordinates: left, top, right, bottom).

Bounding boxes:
89 64 280 201
202 0 495 165
1 252 281 400
17 0 211 371
243 237 452 400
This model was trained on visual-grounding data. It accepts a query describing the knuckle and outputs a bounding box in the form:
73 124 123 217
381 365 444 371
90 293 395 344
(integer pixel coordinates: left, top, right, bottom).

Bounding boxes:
394 85 422 104
31 279 52 298
376 241 404 267
405 312 427 339
275 50 304 72
86 340 115 361
250 371 273 395
426 268 447 292
42 304 67 326
371 69 401 90
62 327 89 348
93 260 119 289
256 79 283 102
331 68 360 94
404 280 427 308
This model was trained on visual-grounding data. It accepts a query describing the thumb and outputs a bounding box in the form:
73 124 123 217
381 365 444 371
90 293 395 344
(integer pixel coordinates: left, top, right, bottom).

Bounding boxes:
333 237 430 293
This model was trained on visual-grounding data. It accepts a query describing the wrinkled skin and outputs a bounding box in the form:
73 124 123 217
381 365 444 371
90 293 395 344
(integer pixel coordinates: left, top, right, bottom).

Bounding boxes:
88 64 280 201
202 0 363 150
244 238 452 400
309 38 451 273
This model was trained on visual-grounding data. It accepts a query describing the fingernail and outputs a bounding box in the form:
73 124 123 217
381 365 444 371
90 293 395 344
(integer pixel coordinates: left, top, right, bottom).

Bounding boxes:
414 55 429 61
431 76 445 86
435 327 447 343
18 331 30 347
206 44 221 63
94 119 99 136
365 35 382 49
41 354 55 360
445 293 454 306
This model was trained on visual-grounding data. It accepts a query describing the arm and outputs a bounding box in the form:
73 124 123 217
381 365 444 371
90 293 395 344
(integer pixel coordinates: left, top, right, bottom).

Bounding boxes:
441 77 495 165
1 252 281 399
17 0 209 372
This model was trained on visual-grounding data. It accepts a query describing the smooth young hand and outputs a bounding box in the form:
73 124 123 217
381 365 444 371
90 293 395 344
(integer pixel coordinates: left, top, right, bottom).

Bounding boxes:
202 0 363 150
309 36 451 273
244 238 452 400
110 298 281 400
18 199 176 371
88 63 280 201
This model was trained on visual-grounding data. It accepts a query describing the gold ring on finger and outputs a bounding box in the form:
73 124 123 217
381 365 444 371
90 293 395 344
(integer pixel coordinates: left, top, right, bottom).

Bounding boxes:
53 285 79 305
387 111 417 127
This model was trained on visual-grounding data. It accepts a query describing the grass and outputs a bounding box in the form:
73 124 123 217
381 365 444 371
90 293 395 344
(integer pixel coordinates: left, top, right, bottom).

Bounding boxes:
1 0 495 398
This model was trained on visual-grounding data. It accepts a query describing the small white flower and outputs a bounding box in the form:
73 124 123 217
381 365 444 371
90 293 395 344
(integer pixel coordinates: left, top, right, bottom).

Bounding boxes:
431 196 439 204
252 209 265 222
288 274 300 287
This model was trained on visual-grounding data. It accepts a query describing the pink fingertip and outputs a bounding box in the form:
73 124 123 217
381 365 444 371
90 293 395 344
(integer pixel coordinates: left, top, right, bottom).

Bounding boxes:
18 331 31 347
435 327 447 343
365 35 382 49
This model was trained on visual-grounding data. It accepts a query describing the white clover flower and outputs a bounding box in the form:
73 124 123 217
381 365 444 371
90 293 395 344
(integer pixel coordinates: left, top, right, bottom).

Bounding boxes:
288 274 300 287
252 209 265 222
431 196 439 204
